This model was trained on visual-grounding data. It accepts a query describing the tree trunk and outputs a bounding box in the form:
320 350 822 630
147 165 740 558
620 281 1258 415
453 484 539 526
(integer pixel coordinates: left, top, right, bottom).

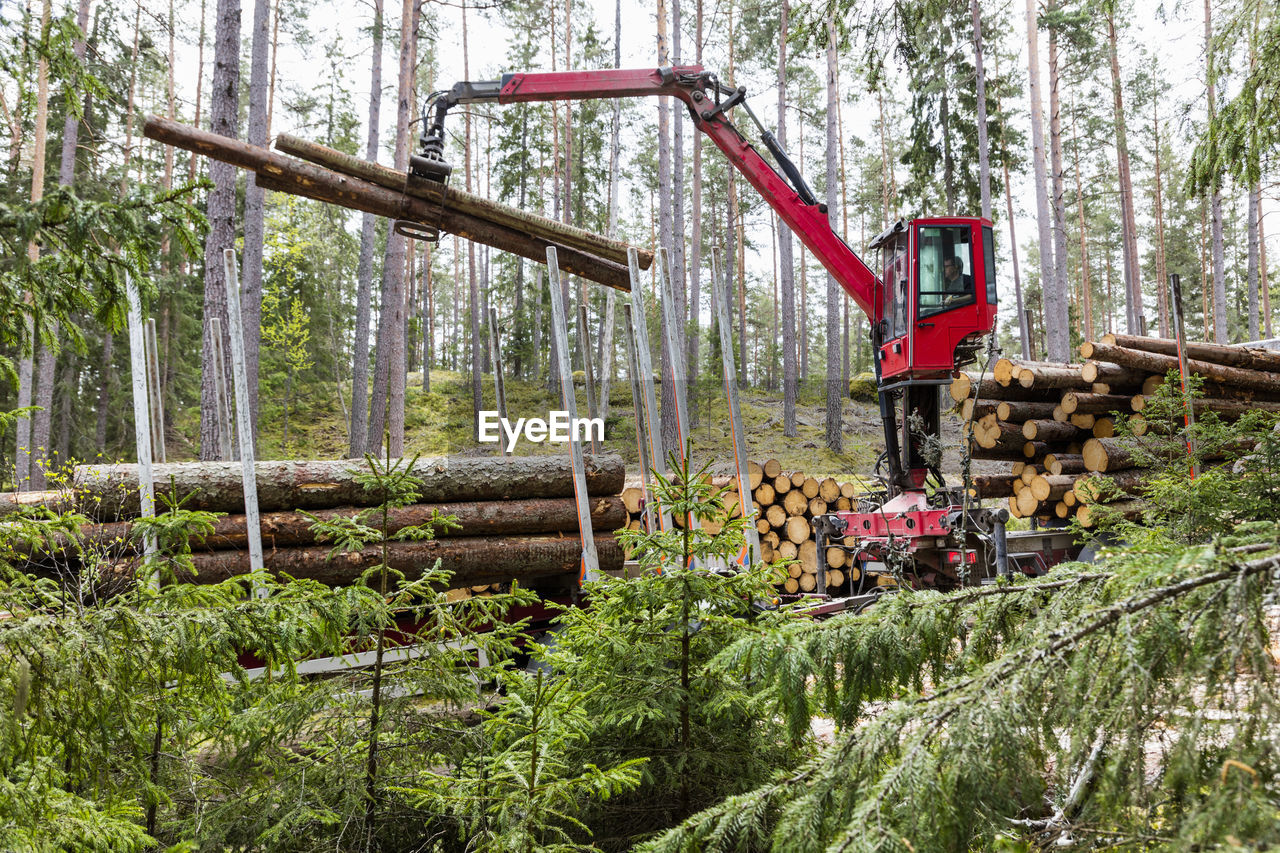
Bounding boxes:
368 0 416 455
778 0 797 436
824 16 841 452
1106 11 1141 335
1026 0 1061 359
1204 0 1227 344
15 0 52 489
58 496 625 556
239 0 272 447
598 0 623 420
1081 341 1280 395
656 0 677 455
1072 98 1093 340
95 332 113 453
971 0 991 220
1047 6 1071 344
671 0 688 424
74 453 625 517
348 0 381 457
1247 184 1260 340
199 0 241 461
684 0 703 416
128 535 625 589
1260 191 1272 337
1152 99 1169 336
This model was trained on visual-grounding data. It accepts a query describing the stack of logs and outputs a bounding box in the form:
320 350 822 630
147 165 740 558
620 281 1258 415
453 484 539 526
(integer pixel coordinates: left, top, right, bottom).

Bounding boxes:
618 460 865 595
3 454 627 597
958 334 1280 525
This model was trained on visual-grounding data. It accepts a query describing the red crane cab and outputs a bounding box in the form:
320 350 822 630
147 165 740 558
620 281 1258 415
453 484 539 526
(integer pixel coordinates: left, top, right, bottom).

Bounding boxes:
870 217 998 383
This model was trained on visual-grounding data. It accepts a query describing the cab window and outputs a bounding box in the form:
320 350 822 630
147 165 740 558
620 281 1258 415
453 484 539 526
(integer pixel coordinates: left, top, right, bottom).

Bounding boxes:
881 233 909 339
918 226 975 319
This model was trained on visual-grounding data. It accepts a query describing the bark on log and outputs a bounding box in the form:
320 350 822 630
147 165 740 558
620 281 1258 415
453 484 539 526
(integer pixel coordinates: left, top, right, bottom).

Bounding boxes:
1082 438 1136 472
1022 420 1087 442
1080 360 1148 388
75 454 625 517
110 534 625 588
274 132 652 270
1001 400 1060 422
1044 453 1086 475
950 372 1059 403
56 496 625 556
0 490 73 518
1073 470 1147 503
1076 499 1143 528
1029 473 1076 502
143 116 632 291
969 475 1017 499
1100 333 1280 373
1080 341 1280 395
1016 363 1088 389
1059 392 1132 415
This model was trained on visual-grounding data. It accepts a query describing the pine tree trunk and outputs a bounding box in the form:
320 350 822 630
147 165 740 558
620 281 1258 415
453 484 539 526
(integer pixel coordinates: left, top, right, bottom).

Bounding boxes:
1047 8 1071 344
1025 0 1062 360
239 0 272 448
465 2 481 439
1153 99 1169 336
778 0 797 436
599 0 623 420
1248 185 1261 340
190 0 206 185
1205 0 1227 344
1106 12 1141 335
671 0 688 422
1072 102 1093 341
15 0 51 489
971 0 992 220
824 16 841 452
199 0 241 461
684 0 702 417
95 331 112 453
348 0 381 458
1260 191 1272 337
994 53 1030 359
655 0 678 455
368 0 415 455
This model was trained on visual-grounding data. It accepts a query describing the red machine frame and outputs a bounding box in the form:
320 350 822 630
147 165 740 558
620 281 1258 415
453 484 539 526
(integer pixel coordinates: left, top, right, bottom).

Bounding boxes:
417 66 1024 590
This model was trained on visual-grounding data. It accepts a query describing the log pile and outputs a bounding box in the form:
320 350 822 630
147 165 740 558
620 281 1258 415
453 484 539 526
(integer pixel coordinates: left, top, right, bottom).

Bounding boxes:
4 454 627 595
956 334 1280 526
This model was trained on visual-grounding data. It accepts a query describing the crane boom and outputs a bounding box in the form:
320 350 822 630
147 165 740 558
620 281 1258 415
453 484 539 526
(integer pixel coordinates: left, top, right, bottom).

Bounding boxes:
418 65 882 319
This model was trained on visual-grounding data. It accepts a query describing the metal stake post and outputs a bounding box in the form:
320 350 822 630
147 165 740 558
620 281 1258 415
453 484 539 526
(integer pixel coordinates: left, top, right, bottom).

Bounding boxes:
622 303 657 534
487 307 509 455
627 248 672 532
710 249 760 567
1169 274 1199 478
546 247 600 584
209 317 234 461
125 273 158 578
222 250 266 595
577 303 601 454
145 318 166 463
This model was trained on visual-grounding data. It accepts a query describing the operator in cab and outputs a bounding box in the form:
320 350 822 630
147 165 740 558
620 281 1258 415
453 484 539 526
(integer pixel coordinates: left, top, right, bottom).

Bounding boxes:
941 255 973 306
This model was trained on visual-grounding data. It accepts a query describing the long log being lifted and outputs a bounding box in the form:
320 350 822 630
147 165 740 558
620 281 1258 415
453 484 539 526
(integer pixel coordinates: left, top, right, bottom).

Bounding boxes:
274 133 651 271
142 116 639 291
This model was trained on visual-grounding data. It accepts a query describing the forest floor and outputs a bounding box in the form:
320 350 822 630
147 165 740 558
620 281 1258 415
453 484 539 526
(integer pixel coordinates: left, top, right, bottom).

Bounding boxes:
188 369 983 486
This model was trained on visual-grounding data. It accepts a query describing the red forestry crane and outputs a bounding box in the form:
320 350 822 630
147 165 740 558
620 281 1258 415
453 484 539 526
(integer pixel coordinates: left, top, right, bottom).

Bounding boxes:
415 66 1035 591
